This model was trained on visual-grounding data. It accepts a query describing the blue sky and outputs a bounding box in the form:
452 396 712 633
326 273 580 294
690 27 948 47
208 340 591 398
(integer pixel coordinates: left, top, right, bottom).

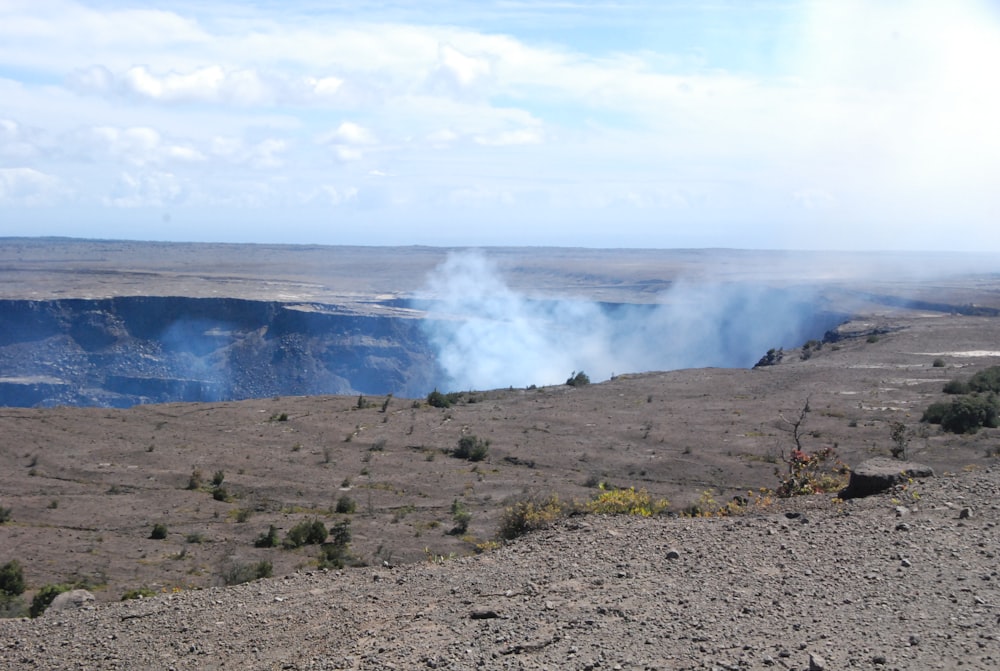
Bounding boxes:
1 0 999 250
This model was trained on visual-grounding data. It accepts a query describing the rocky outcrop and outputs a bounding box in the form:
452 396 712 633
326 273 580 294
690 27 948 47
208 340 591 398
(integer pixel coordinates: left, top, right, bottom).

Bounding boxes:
840 457 935 499
45 589 95 615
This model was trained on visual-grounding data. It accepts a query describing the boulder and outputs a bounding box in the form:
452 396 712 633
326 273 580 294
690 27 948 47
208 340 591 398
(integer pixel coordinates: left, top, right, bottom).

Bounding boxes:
839 458 934 499
46 589 95 615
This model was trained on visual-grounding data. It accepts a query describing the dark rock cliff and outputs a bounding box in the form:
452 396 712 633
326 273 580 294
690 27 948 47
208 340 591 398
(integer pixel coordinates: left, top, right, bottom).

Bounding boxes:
0 297 438 407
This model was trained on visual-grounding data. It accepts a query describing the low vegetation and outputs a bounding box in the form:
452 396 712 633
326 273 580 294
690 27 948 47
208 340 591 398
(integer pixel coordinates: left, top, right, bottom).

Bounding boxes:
923 366 1000 434
453 435 490 462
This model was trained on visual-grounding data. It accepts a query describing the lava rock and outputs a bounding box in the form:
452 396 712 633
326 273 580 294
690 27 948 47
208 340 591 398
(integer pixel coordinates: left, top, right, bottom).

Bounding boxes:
839 458 934 499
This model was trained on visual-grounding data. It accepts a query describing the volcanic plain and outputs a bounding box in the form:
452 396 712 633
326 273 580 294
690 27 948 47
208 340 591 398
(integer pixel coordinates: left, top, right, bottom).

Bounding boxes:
1 239 1000 669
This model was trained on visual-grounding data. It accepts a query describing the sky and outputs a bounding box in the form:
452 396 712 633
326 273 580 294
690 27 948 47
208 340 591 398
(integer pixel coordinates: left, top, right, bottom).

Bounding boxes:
1 0 1000 251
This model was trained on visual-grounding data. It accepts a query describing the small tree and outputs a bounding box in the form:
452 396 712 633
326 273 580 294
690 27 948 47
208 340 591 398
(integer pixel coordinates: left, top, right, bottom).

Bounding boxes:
318 520 352 568
566 371 590 387
0 560 25 597
889 421 909 459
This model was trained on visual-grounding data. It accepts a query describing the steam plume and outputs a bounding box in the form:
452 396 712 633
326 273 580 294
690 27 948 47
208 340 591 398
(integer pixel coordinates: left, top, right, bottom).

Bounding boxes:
417 251 839 391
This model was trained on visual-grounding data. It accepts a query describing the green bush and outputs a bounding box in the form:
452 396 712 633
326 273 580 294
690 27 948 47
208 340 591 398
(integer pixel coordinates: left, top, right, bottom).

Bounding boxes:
29 583 71 618
335 495 356 514
941 395 1000 434
943 379 970 395
0 505 10 524
427 389 450 408
450 499 471 535
211 470 225 487
149 523 168 540
317 520 352 569
283 519 327 549
969 366 1000 393
0 560 25 597
221 560 272 586
453 435 489 462
212 486 229 502
921 401 951 424
566 371 590 387
254 525 280 548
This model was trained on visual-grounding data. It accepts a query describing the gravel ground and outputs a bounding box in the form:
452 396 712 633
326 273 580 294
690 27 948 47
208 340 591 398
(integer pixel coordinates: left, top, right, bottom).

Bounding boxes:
3 464 998 671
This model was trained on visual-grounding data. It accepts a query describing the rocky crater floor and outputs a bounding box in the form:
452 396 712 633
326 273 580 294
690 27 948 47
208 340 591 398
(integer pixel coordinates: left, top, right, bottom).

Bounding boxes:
2 464 999 670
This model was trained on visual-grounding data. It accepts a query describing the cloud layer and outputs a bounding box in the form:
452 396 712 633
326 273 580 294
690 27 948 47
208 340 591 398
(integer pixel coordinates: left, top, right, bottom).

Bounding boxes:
1 1 999 249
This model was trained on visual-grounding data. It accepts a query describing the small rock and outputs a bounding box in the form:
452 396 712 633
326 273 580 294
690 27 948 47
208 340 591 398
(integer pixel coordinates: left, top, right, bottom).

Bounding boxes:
809 652 826 671
909 634 921 646
666 549 681 560
895 522 911 532
901 558 912 568
895 506 909 517
469 609 500 620
872 655 887 665
959 507 972 519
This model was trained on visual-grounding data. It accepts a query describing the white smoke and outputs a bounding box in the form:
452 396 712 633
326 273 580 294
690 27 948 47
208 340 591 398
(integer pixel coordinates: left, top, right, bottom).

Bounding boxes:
418 251 836 392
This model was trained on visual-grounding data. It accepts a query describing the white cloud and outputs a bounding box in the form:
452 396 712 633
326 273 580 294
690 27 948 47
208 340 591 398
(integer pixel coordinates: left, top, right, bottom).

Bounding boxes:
319 185 359 205
0 167 60 206
103 170 184 208
474 128 543 146
321 121 376 146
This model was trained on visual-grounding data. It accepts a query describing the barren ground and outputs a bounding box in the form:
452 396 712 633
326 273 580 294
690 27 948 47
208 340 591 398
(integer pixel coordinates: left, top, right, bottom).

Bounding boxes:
1 240 1000 669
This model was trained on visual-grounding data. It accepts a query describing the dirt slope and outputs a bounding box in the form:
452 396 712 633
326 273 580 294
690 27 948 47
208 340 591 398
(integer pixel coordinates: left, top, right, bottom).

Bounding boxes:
2 464 998 670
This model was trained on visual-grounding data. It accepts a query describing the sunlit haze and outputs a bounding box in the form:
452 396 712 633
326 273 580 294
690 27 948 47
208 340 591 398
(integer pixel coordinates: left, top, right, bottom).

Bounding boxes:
2 1 999 251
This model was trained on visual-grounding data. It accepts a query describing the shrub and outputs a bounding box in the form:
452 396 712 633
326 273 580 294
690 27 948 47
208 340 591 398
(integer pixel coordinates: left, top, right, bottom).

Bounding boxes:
0 560 25 597
940 394 999 434
921 401 950 424
221 560 272 586
943 379 970 395
29 583 71 618
186 469 203 490
254 525 280 548
0 506 11 524
566 371 590 387
149 523 168 540
212 486 229 502
283 519 327 549
969 366 1000 393
774 447 847 498
450 499 471 535
427 389 450 408
335 495 356 514
754 348 784 368
497 494 565 541
121 587 156 601
318 520 352 569
211 470 225 487
932 358 946 368
453 435 490 462
585 487 669 516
